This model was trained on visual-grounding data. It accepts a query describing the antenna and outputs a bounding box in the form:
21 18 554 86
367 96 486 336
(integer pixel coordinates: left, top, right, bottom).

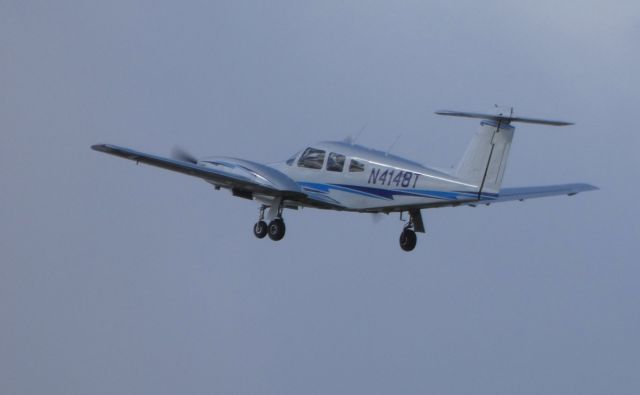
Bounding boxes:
343 123 368 145
386 133 402 156
352 123 367 145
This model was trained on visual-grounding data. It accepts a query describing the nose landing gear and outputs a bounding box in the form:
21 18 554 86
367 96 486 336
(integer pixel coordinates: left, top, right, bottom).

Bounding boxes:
253 220 268 239
253 202 286 241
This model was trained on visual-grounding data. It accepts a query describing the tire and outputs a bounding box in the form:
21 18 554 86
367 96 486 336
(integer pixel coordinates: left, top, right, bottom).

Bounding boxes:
253 221 268 239
268 219 286 241
399 229 417 251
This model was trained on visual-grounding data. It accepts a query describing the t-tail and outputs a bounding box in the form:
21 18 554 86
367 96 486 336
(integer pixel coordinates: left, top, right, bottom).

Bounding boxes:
436 109 574 198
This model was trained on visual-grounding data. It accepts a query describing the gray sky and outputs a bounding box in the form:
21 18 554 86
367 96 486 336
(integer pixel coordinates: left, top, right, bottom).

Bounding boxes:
2 1 639 394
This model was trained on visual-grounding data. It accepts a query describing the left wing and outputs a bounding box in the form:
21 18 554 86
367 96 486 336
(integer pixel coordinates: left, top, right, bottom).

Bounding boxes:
91 144 307 201
469 183 598 206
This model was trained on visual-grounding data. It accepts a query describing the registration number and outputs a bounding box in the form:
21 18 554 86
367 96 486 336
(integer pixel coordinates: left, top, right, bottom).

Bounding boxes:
368 168 420 188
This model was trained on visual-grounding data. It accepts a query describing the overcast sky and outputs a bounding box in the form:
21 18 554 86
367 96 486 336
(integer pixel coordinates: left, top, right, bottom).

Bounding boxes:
2 1 639 394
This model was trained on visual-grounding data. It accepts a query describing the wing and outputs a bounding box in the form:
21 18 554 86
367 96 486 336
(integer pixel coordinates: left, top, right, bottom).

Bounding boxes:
91 144 307 201
469 183 598 206
364 183 598 212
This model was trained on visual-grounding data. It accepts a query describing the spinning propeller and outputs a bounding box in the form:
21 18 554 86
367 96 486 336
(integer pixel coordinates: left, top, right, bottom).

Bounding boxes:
171 146 198 164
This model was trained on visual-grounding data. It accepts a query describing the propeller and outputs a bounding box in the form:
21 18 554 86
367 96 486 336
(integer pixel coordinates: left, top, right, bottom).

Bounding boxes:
171 146 198 164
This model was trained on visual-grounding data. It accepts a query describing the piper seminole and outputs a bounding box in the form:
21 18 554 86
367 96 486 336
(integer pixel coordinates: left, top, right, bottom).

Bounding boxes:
92 109 597 251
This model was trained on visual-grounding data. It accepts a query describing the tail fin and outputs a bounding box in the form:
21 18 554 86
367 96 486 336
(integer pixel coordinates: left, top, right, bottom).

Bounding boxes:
454 120 514 196
436 109 573 197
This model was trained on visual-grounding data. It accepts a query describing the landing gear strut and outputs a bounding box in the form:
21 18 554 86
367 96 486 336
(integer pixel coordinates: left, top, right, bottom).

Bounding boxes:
398 209 425 252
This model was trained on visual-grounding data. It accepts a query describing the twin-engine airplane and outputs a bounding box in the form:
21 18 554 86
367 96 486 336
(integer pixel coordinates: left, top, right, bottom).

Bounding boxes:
92 109 597 251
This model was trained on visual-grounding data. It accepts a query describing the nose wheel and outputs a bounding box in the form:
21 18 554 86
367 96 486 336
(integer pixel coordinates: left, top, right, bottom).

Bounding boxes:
253 204 286 241
253 221 268 238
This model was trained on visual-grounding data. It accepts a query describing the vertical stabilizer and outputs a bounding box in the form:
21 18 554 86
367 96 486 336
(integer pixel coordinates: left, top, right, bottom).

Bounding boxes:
454 121 515 196
437 109 573 197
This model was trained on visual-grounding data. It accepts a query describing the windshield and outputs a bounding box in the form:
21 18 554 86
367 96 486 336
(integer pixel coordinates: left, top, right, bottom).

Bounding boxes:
297 147 326 169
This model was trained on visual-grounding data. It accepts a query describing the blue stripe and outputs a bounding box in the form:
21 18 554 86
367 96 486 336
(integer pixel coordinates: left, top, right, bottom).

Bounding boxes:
300 182 389 200
298 182 497 201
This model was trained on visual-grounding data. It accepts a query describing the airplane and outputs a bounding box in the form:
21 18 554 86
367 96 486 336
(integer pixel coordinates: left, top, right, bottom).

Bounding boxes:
92 109 597 251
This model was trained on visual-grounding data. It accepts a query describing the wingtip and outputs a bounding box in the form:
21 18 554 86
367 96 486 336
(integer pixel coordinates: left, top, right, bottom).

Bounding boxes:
91 144 113 152
580 183 599 191
552 121 575 127
572 183 599 193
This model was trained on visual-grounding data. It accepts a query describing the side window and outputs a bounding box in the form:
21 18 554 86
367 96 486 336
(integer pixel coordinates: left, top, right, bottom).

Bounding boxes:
297 147 326 169
349 159 365 172
327 152 345 172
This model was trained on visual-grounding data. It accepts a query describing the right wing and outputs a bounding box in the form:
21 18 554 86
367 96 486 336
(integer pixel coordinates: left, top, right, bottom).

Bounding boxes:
366 183 598 211
91 144 307 201
470 183 598 206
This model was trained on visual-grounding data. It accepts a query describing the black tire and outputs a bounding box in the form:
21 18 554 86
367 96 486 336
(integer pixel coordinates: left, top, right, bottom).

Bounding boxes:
399 229 417 251
253 221 268 239
268 219 286 241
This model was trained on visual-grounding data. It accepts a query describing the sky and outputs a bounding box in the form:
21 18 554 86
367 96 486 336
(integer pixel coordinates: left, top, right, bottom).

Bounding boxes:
2 1 639 394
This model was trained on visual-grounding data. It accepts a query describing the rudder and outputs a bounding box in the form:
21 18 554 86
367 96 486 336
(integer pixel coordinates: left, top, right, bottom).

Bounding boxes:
454 120 515 196
437 109 572 198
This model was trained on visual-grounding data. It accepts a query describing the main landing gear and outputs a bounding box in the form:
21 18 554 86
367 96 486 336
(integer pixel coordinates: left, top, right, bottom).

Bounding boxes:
253 203 286 241
267 218 285 241
399 209 426 252
400 226 417 251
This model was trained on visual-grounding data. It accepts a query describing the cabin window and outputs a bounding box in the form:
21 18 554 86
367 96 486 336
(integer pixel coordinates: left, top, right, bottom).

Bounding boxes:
297 147 325 169
327 152 345 172
349 159 365 172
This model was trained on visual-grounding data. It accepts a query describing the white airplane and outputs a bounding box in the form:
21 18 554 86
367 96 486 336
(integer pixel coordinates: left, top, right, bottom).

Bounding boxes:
92 109 597 251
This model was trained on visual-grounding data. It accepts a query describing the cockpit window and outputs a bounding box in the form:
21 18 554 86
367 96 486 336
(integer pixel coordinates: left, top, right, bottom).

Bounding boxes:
327 152 345 172
349 159 365 172
297 147 326 169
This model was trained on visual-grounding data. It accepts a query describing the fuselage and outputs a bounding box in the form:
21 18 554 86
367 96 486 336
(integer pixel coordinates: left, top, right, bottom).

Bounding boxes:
92 110 596 251
200 141 482 212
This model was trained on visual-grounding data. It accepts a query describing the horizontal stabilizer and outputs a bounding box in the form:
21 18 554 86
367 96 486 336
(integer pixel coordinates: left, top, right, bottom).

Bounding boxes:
436 110 573 126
